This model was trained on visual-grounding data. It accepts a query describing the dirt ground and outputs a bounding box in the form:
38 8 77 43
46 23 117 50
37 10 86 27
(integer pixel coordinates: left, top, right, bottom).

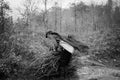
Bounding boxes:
75 56 120 80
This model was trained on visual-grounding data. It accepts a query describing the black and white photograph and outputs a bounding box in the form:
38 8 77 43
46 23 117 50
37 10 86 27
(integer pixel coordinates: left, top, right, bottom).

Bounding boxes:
0 0 120 80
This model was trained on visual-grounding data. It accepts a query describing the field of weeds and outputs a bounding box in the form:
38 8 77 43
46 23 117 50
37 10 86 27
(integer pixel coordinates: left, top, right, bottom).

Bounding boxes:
0 31 120 80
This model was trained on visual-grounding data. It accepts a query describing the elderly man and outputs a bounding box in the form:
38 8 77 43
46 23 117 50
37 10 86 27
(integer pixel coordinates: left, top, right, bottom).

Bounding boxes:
46 31 89 54
45 31 89 78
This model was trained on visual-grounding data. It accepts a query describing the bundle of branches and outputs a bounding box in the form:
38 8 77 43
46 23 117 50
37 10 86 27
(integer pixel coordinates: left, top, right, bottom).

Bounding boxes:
34 52 60 79
24 51 60 79
25 50 76 80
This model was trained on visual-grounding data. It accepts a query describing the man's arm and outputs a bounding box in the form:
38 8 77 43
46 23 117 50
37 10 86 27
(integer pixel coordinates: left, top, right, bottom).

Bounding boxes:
61 36 89 52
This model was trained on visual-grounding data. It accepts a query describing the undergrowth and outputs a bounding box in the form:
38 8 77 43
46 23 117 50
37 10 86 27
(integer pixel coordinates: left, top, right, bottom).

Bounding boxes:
0 32 79 80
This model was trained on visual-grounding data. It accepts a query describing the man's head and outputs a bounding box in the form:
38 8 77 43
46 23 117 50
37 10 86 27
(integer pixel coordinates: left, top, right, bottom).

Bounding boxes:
46 31 62 42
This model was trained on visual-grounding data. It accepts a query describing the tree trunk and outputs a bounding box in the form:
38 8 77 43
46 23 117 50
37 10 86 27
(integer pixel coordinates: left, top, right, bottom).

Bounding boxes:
74 7 77 32
44 0 48 31
0 0 4 34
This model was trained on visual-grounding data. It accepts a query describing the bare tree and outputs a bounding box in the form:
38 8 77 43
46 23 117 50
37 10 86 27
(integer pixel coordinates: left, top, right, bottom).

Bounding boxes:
105 0 113 26
42 0 48 30
17 0 38 26
0 0 10 34
72 3 77 32
59 2 62 32
54 2 58 31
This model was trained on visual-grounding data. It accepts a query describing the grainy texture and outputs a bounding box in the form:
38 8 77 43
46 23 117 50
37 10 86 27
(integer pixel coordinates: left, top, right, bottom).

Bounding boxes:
1 0 120 80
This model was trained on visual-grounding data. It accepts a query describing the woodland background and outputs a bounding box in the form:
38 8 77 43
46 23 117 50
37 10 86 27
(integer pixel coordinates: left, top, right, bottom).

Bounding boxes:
0 0 120 79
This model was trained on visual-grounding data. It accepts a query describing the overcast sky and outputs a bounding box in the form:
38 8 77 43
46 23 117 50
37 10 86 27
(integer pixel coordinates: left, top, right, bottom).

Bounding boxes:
5 0 107 20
